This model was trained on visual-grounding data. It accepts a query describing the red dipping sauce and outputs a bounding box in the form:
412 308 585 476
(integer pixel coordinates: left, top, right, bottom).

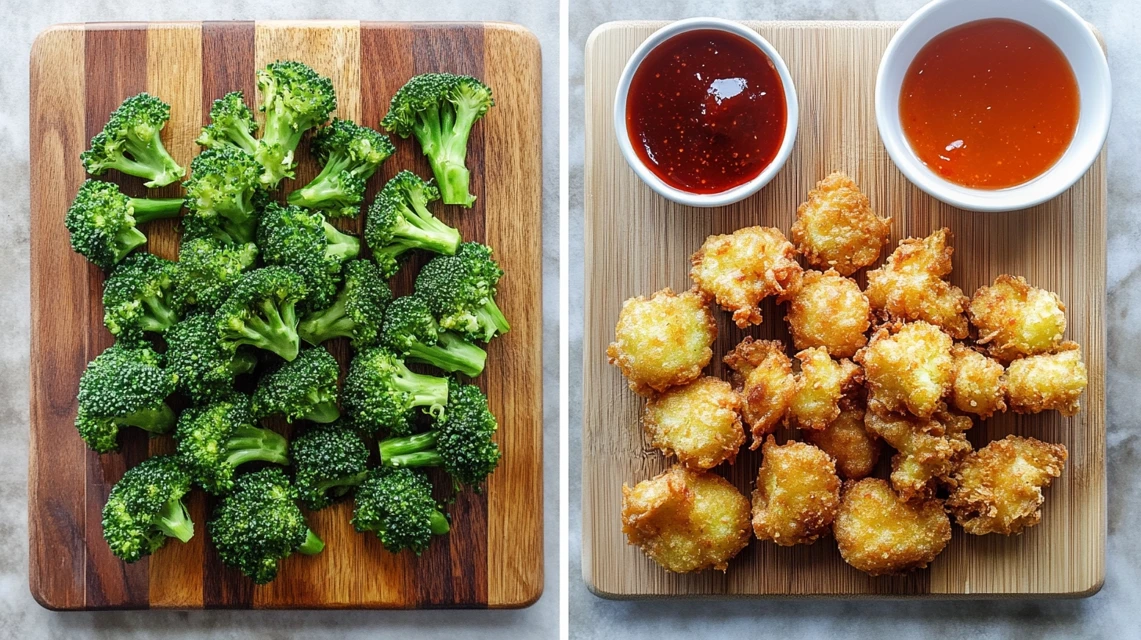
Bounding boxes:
626 29 788 194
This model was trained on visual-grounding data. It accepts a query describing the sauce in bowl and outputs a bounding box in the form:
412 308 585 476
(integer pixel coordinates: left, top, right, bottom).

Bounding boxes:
625 29 788 194
899 18 1080 190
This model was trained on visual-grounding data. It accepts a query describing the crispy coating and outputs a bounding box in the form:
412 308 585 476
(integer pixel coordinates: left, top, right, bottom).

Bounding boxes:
1004 342 1088 416
790 172 891 276
856 321 954 419
969 275 1067 363
833 478 951 576
788 348 863 430
804 405 882 480
751 437 841 546
947 435 1067 536
864 228 970 339
643 377 746 470
621 465 752 573
950 344 1007 419
608 288 717 396
690 226 802 328
723 338 796 448
865 408 973 501
782 269 871 358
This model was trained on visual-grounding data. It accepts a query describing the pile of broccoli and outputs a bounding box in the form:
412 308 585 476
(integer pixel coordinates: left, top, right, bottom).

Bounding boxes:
65 60 505 582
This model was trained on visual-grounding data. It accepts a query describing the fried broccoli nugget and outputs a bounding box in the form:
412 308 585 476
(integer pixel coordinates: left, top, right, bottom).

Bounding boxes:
856 321 954 419
864 228 969 339
788 347 863 430
608 288 717 396
865 408 973 501
790 172 891 276
690 226 802 328
950 344 1007 419
947 435 1067 536
1004 342 1088 416
834 478 951 576
969 275 1067 363
643 377 746 470
621 465 752 573
751 437 841 546
782 269 871 358
804 404 882 480
723 338 796 448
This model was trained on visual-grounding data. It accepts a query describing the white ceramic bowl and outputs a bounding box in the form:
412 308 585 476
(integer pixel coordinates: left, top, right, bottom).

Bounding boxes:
613 18 799 208
876 0 1111 212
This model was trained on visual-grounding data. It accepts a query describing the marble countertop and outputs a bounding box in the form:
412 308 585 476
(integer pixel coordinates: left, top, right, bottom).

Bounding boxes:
569 0 1141 638
0 1 557 638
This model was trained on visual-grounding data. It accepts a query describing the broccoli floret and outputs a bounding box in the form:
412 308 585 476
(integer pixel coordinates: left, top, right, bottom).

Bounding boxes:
65 179 183 270
182 147 265 244
175 394 289 495
174 236 258 312
254 60 337 188
102 253 183 339
351 467 449 555
101 455 194 563
298 260 392 349
378 381 500 490
292 422 370 510
287 119 395 218
414 242 509 342
215 267 308 362
166 313 257 403
342 346 450 437
196 91 259 155
251 346 341 424
380 73 494 207
364 171 462 277
257 202 359 309
80 93 186 188
75 342 178 453
208 468 324 584
381 295 486 378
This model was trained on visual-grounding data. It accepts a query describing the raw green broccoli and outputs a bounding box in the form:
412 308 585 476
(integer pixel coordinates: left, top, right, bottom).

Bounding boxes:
380 73 494 207
80 92 186 188
196 91 259 155
65 179 183 270
175 394 289 495
165 313 257 403
208 468 324 584
298 260 392 349
254 60 337 188
102 253 183 339
251 346 341 424
364 171 461 277
378 381 500 490
182 147 265 244
414 241 509 343
257 202 359 309
215 267 308 362
287 119 395 218
351 466 449 555
292 422 370 510
342 346 450 437
381 295 486 378
174 236 258 311
75 342 178 453
101 455 194 563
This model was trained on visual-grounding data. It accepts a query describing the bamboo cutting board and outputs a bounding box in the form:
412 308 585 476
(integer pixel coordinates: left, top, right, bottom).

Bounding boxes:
583 21 1105 598
29 20 543 610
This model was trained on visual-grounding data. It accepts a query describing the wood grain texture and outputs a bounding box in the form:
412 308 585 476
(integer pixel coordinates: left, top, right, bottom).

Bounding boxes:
28 20 543 610
582 21 1105 599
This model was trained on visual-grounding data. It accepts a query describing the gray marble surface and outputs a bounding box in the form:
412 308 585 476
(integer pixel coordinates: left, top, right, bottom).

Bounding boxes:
0 1 558 638
569 0 1141 638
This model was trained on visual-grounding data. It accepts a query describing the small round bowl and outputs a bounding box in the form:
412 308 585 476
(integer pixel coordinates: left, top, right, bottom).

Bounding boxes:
613 18 799 208
876 0 1111 212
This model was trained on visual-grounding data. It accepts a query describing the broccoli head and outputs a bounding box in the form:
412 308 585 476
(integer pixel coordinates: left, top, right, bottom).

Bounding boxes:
257 202 360 310
75 342 178 453
80 93 187 188
381 295 487 378
215 267 308 362
175 393 289 495
251 346 341 424
254 60 338 188
414 242 510 342
342 346 450 437
380 73 494 207
182 147 265 244
298 260 392 349
351 466 449 555
165 313 257 403
292 422 370 510
101 455 194 563
196 91 259 155
287 119 395 218
65 179 183 270
174 236 258 312
102 253 183 339
364 171 461 277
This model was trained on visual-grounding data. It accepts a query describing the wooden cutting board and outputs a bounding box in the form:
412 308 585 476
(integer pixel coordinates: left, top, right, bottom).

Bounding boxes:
583 21 1105 598
29 20 543 610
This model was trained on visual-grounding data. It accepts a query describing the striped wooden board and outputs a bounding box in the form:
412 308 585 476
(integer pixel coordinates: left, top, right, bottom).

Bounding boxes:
583 21 1105 598
29 20 543 610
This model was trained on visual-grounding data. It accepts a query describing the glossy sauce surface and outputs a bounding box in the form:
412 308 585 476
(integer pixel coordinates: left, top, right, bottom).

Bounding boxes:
899 19 1079 189
626 30 787 194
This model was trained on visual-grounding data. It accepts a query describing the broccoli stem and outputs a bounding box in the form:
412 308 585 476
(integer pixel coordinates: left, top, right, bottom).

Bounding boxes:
378 430 439 461
225 425 290 467
238 299 300 361
113 227 149 264
429 158 473 208
129 197 184 223
314 470 369 499
393 211 461 256
429 510 450 535
298 529 324 555
229 352 259 377
155 497 195 543
298 296 353 345
393 367 449 416
117 403 177 434
289 155 355 206
124 135 185 188
473 299 510 342
140 294 179 333
385 450 445 469
322 222 360 262
404 331 487 378
303 398 341 424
